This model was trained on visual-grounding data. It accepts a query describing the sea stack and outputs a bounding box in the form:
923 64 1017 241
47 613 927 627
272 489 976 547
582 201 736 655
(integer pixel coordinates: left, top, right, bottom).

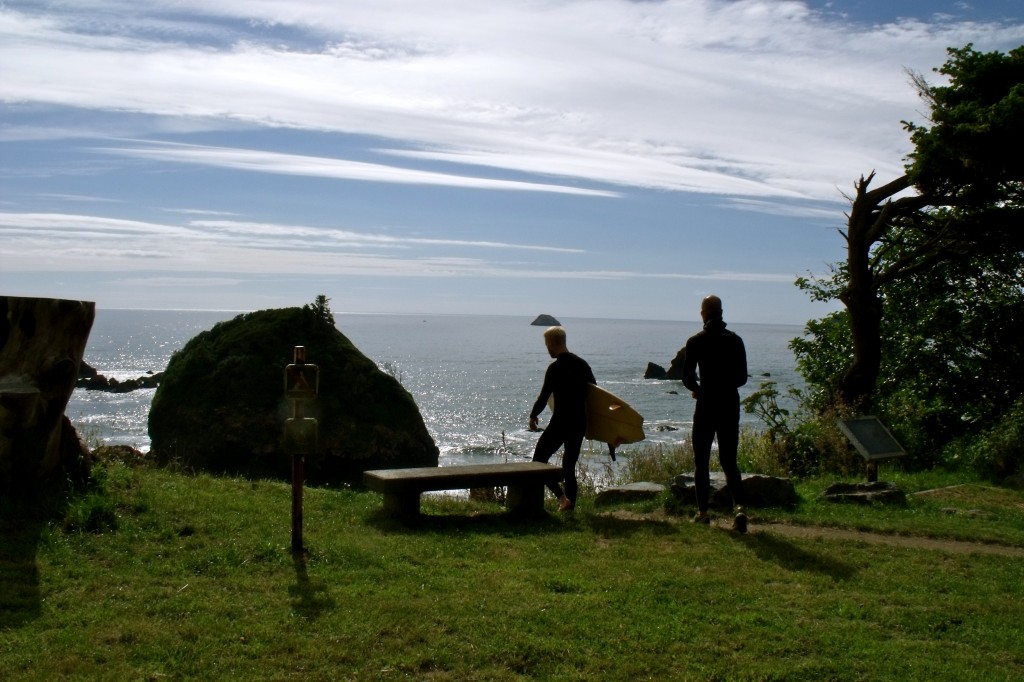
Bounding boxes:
531 314 561 326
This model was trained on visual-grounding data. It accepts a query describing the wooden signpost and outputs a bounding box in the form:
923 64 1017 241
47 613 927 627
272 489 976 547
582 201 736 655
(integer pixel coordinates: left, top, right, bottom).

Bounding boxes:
284 346 318 554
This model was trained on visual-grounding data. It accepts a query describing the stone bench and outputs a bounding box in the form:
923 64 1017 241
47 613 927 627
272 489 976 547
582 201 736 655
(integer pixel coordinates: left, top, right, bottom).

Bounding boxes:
363 462 564 517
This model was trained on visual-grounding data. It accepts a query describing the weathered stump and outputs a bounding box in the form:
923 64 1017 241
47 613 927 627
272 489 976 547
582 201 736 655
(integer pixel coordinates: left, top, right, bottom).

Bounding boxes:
0 296 95 492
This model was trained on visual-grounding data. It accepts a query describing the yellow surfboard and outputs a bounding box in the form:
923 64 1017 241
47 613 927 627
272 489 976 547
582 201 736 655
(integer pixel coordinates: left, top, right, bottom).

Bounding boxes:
548 384 645 457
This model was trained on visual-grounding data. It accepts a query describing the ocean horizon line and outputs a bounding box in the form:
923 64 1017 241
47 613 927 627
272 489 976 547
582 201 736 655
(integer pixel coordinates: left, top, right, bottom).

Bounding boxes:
94 307 803 329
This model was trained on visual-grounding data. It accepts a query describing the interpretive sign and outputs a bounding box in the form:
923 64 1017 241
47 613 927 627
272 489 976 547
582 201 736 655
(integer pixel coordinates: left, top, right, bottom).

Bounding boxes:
837 416 906 482
837 417 907 461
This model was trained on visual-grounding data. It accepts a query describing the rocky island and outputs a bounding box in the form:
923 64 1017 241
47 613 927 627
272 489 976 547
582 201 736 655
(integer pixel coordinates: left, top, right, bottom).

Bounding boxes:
530 313 561 326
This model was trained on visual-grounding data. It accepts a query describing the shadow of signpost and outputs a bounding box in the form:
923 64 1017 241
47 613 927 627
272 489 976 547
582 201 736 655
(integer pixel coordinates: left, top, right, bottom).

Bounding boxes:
289 553 336 620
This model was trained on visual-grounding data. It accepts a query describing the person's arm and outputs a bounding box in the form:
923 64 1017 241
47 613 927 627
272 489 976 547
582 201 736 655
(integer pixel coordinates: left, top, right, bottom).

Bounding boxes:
681 339 700 397
529 366 554 429
735 336 748 388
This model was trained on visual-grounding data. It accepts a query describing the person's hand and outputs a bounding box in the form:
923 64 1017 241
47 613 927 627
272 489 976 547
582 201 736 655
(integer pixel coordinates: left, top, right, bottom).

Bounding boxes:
528 416 539 431
691 390 701 400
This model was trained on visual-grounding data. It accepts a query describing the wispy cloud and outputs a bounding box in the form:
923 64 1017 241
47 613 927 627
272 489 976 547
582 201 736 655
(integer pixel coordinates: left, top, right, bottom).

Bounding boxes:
35 193 123 204
2 2 1021 321
3 2 1021 201
162 208 242 216
720 197 847 221
96 141 621 197
0 212 582 254
189 220 586 253
0 210 790 283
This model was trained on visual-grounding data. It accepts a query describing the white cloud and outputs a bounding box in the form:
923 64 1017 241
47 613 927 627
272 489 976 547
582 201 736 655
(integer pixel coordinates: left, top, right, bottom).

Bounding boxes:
35 193 123 204
0 211 588 274
720 197 846 220
162 208 242 216
189 219 586 252
95 141 621 197
3 1 1021 201
1 1 1021 323
0 210 793 283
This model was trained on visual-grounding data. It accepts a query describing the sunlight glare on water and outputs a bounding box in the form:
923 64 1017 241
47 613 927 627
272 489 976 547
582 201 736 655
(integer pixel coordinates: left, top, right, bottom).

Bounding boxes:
69 310 804 463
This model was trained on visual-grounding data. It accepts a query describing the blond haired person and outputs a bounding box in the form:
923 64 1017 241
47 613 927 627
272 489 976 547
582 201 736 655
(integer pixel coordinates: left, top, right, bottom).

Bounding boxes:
528 327 596 511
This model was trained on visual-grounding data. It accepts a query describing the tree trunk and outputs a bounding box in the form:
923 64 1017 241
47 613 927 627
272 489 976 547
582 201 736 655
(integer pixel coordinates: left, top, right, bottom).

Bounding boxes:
838 279 883 411
0 297 95 493
837 174 908 411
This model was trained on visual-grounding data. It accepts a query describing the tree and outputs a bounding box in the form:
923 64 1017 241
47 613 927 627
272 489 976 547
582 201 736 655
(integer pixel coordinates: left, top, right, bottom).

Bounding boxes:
305 294 335 327
828 44 1024 410
794 240 1024 467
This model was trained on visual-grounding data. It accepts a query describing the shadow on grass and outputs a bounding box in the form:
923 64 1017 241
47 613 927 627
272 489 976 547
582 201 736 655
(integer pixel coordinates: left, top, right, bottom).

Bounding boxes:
733 532 859 581
366 506 681 539
289 552 336 620
366 507 570 536
0 512 45 628
585 512 680 538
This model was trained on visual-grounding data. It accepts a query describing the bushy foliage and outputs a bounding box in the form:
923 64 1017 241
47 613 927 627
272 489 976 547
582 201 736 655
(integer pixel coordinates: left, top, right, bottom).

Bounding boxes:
778 44 1024 477
785 246 1024 475
742 382 860 478
615 441 696 487
946 398 1024 480
304 294 335 327
905 44 1024 201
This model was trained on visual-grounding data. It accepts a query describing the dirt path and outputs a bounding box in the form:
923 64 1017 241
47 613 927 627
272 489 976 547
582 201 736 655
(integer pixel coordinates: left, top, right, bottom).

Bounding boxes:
740 520 1024 558
601 508 1024 558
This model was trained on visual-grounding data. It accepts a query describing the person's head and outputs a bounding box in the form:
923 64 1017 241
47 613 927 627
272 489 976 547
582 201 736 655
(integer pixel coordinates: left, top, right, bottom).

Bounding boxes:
700 294 723 322
543 326 568 357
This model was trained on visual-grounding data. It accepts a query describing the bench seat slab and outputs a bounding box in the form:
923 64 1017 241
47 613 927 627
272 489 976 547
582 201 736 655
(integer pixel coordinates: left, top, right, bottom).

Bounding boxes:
364 462 563 516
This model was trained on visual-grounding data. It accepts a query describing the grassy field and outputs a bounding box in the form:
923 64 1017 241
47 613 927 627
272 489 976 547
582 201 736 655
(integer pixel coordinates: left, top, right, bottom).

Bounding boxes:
2 461 1023 681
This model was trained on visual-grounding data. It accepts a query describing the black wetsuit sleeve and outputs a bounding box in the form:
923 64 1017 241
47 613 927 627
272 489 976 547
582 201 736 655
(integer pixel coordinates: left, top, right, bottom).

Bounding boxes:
682 336 700 393
531 364 555 420
734 335 748 388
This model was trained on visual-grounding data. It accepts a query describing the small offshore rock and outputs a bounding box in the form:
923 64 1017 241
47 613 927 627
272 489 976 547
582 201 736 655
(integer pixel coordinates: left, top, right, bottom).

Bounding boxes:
644 362 668 379
531 314 561 326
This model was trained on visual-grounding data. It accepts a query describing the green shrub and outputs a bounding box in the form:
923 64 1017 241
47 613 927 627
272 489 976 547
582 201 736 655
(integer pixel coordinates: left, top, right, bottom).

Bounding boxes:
946 398 1024 480
737 429 789 477
742 381 861 477
615 441 694 486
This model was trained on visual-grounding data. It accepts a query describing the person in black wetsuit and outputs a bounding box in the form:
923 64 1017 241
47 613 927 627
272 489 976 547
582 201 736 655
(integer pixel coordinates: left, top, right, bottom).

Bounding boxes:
528 326 596 512
682 295 749 532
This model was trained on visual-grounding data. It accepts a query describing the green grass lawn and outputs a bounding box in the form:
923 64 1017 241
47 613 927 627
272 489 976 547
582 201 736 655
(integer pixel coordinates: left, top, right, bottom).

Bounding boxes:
2 463 1023 681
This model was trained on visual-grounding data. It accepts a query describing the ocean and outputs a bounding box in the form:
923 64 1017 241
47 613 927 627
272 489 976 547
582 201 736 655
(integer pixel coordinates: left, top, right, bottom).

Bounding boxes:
67 310 805 466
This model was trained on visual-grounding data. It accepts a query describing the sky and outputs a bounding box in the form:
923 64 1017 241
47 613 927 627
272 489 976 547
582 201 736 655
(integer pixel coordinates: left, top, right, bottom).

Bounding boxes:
2 1 1022 325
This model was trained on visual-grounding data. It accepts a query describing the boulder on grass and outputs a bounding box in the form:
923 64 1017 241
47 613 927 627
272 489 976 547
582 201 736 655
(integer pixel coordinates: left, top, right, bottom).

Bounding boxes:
820 481 906 505
595 482 666 507
149 306 438 484
668 471 798 512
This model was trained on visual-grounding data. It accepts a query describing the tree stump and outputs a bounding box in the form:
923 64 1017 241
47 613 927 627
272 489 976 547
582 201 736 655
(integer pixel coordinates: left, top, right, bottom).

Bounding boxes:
0 296 95 493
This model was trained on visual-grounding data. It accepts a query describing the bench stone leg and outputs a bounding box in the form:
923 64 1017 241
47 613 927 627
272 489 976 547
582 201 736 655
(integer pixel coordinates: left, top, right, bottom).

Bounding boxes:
506 483 545 516
382 492 420 517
